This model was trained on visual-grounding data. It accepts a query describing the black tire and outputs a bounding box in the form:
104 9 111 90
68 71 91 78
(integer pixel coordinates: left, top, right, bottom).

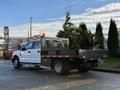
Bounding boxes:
78 63 89 72
12 57 20 69
53 60 69 75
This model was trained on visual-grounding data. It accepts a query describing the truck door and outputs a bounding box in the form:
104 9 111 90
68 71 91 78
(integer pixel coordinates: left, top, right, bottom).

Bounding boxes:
20 42 33 63
20 41 41 63
31 41 41 63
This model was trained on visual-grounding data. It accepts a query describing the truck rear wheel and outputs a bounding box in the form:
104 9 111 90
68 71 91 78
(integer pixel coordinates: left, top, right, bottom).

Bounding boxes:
53 60 69 75
13 57 20 69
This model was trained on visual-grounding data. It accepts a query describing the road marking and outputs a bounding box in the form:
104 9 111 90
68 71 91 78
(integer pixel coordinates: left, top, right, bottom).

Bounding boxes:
27 79 96 90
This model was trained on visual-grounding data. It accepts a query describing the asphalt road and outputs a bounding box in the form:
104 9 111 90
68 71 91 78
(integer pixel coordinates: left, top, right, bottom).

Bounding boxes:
0 60 120 90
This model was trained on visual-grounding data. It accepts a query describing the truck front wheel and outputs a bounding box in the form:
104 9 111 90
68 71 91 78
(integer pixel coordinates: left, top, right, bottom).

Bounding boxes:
13 57 20 69
53 60 69 75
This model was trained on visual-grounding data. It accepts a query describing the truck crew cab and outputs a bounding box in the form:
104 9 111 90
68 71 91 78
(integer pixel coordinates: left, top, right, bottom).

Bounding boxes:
12 37 107 75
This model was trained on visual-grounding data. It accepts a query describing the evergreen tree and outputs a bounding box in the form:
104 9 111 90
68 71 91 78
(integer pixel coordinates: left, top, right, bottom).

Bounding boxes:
107 19 119 57
95 22 104 49
57 12 94 49
78 23 94 49
57 12 79 48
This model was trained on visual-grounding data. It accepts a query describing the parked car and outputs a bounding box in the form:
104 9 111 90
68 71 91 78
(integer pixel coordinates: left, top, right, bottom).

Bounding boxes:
3 49 16 59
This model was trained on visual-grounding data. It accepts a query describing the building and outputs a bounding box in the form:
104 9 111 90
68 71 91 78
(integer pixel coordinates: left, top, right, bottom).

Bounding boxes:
9 37 27 49
0 37 27 50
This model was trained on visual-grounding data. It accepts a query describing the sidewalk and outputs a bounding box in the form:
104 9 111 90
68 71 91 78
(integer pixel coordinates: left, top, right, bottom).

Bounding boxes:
91 68 120 74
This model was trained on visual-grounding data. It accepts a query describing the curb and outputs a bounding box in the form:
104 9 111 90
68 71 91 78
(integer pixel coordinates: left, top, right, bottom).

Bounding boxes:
0 60 12 65
91 68 120 74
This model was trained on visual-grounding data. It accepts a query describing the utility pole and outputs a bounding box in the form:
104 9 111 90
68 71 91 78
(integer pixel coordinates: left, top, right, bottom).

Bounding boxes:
28 30 29 38
30 17 32 37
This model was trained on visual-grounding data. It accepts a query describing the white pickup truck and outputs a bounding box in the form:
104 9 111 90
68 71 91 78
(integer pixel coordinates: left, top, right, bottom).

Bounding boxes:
12 37 107 75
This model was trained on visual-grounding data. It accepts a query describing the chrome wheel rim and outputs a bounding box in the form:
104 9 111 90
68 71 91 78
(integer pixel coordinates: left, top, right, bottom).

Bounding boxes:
55 63 62 73
14 59 18 67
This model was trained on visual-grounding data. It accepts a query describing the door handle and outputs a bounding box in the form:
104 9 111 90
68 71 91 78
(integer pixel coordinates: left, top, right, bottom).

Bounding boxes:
28 51 31 53
37 51 40 53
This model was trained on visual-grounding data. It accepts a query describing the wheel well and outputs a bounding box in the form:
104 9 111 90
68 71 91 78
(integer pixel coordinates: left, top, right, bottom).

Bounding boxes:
50 58 70 69
12 55 19 62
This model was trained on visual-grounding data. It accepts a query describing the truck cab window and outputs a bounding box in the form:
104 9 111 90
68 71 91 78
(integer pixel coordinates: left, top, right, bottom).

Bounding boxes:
45 40 50 48
33 41 40 49
52 40 62 48
62 40 69 48
24 42 33 49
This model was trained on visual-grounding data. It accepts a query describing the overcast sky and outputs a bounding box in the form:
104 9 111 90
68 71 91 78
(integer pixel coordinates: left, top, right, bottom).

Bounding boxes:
0 0 120 37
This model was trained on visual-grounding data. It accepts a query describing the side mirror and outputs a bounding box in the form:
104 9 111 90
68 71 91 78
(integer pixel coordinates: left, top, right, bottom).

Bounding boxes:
21 47 26 51
18 46 21 50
